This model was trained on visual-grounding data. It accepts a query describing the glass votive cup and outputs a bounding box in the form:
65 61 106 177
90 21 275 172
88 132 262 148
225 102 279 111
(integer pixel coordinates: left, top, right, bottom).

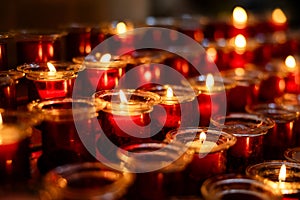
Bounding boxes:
211 113 275 173
40 162 134 200
221 67 264 113
0 70 24 109
246 161 300 199
27 98 98 174
73 54 127 95
201 174 282 200
276 93 300 146
0 32 11 70
93 89 161 147
186 75 236 126
14 30 66 65
17 62 83 101
140 84 198 141
116 141 194 199
284 147 300 163
165 127 236 183
0 108 42 184
246 103 299 160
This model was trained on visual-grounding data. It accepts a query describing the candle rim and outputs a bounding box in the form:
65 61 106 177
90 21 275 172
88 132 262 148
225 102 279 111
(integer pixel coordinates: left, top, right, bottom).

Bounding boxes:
165 127 237 153
93 89 161 115
211 113 275 136
284 147 300 163
73 56 127 70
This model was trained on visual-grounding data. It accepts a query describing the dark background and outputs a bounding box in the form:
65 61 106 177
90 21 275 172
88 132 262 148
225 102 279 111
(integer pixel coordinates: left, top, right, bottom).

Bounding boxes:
0 0 299 31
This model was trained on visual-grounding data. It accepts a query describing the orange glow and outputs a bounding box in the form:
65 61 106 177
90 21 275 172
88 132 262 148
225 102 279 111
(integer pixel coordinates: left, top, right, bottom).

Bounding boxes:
119 90 128 103
278 164 286 182
199 131 206 143
100 53 111 63
38 43 43 61
232 6 248 29
234 68 245 76
234 34 247 54
206 47 217 62
166 87 174 98
285 55 296 69
48 44 54 57
116 22 127 34
206 73 214 89
272 8 287 25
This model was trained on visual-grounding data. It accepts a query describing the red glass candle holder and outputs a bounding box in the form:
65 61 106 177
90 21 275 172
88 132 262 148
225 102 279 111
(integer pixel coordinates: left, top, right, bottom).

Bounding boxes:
276 93 300 146
201 174 282 200
0 33 11 70
165 127 236 183
17 62 83 101
221 67 264 113
14 30 66 65
187 75 236 126
140 84 198 141
246 161 300 199
73 54 126 94
211 113 275 173
0 70 24 109
28 98 98 174
246 103 299 160
41 162 134 200
94 89 160 147
0 109 41 184
117 141 194 199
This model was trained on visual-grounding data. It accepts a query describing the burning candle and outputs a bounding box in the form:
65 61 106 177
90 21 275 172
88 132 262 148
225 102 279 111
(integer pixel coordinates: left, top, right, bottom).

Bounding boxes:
94 89 160 147
140 84 198 141
28 98 98 174
229 6 249 38
116 141 194 199
280 55 300 94
0 70 24 109
201 174 282 200
221 67 264 112
211 113 275 173
41 162 134 200
17 61 83 101
246 103 298 160
0 109 41 184
73 53 127 95
187 74 236 126
270 8 288 32
14 30 66 65
165 127 236 193
246 161 300 199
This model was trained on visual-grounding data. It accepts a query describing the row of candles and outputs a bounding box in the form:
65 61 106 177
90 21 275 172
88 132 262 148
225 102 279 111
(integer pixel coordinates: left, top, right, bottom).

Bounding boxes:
0 5 300 200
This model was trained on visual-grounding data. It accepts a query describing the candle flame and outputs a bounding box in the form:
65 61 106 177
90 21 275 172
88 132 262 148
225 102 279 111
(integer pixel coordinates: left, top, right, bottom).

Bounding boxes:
285 55 296 69
119 90 128 104
100 53 112 63
116 22 127 34
166 87 174 98
272 8 287 24
278 164 286 182
206 73 214 89
232 6 248 29
206 47 217 62
0 113 3 127
47 62 56 72
234 34 247 49
200 131 206 144
235 68 245 76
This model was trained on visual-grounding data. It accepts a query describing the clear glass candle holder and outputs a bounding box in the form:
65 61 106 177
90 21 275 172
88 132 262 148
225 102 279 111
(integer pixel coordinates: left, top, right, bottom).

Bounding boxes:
165 127 236 183
211 113 275 173
40 162 135 200
93 89 161 147
284 147 300 163
246 160 300 199
28 98 98 174
246 103 299 160
201 174 282 200
17 61 83 101
116 141 194 199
